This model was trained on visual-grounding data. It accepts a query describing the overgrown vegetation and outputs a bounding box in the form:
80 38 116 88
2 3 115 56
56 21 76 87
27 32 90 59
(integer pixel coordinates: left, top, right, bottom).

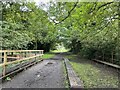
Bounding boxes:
1 1 119 88
48 2 119 65
1 1 119 64
1 1 58 52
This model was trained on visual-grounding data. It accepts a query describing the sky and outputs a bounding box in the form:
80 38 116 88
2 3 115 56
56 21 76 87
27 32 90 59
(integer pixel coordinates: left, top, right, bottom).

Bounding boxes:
34 0 51 3
32 0 52 11
33 0 51 5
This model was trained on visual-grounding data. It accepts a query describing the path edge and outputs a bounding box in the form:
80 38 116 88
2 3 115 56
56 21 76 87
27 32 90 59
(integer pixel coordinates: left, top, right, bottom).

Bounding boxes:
64 58 84 88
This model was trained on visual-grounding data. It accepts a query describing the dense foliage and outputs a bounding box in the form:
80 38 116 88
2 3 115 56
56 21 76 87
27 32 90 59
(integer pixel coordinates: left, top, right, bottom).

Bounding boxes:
48 2 119 65
1 1 119 64
1 1 58 52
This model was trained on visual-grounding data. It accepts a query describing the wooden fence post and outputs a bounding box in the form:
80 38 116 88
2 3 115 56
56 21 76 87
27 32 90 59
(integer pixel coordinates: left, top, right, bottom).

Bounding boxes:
35 52 37 60
102 51 104 61
111 51 114 63
25 52 27 58
3 52 7 77
39 51 40 59
41 50 43 59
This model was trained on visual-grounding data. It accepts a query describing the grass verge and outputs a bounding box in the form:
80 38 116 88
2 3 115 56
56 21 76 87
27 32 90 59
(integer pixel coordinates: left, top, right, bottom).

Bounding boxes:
62 60 69 89
51 49 70 53
42 53 55 59
65 54 119 88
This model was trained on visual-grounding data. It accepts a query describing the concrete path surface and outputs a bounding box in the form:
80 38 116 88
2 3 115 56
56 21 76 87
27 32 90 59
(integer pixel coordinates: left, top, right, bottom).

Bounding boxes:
1 54 65 88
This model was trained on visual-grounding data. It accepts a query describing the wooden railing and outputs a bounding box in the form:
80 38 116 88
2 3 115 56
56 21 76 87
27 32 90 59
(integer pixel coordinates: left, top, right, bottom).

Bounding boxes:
0 50 44 77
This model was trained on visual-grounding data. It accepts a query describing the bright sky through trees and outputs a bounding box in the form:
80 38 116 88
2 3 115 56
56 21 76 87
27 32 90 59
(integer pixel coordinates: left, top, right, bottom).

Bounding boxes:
33 0 50 5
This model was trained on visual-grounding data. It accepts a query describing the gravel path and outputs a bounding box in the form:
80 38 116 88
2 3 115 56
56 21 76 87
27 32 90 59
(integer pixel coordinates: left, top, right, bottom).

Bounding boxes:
1 54 65 88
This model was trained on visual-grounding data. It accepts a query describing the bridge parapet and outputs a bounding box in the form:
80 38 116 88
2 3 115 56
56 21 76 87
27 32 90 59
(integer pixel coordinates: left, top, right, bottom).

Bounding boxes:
0 50 44 77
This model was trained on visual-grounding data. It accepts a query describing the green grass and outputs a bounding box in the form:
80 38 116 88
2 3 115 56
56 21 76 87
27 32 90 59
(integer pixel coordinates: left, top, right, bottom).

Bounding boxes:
65 54 119 88
42 53 55 59
62 61 69 89
51 49 70 53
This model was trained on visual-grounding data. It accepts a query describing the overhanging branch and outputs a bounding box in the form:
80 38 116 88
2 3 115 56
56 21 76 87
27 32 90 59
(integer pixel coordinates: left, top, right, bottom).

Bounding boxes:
56 1 78 24
49 1 78 25
97 2 113 11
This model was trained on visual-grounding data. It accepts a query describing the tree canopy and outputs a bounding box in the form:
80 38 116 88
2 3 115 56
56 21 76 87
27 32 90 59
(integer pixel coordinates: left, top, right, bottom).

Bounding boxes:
1 1 119 64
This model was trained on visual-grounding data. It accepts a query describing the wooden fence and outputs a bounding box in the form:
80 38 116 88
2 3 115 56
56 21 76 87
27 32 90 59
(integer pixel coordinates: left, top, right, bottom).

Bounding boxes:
0 50 44 77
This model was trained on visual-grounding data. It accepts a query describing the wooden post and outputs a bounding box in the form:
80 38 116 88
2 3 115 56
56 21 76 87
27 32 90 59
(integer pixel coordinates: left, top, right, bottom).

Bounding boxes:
3 52 7 76
111 51 114 63
42 50 43 58
25 52 27 57
38 51 40 59
19 52 20 60
35 52 36 60
102 51 104 61
40 51 42 59
42 50 43 56
102 51 105 68
21 52 24 59
30 51 31 57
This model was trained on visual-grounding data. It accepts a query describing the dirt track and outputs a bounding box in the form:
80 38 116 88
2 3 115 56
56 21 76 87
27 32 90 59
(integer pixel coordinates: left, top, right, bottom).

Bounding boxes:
1 54 65 88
